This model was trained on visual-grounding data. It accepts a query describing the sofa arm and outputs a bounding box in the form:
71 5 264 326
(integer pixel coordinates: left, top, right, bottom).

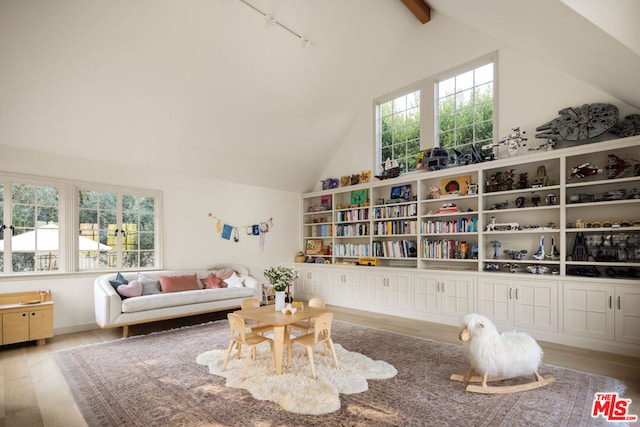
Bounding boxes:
243 276 262 300
94 277 124 327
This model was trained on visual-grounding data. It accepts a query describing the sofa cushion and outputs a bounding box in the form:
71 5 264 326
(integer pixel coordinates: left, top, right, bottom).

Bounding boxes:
223 272 244 288
121 287 254 313
159 274 200 293
201 273 226 289
117 280 143 298
138 273 162 295
215 268 235 280
109 272 129 291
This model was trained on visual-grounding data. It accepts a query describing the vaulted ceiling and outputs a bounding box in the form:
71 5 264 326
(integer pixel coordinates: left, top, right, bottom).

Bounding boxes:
1 0 639 192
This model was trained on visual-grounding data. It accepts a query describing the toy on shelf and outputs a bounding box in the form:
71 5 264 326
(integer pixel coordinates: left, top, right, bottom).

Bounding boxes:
450 313 555 393
504 249 527 260
606 154 640 179
568 162 603 179
481 127 527 154
376 158 401 180
535 103 618 141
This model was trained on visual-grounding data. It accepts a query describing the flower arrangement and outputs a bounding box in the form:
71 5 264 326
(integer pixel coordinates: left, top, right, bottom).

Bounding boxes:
263 264 299 292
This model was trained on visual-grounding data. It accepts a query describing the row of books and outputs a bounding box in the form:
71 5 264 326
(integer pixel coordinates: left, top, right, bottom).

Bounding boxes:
335 223 369 237
335 208 369 222
372 240 417 258
309 224 332 237
333 243 370 257
373 220 418 236
422 238 472 259
421 217 478 234
372 203 417 219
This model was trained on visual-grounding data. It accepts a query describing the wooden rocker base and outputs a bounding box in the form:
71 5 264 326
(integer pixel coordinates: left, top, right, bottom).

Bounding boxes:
450 368 555 394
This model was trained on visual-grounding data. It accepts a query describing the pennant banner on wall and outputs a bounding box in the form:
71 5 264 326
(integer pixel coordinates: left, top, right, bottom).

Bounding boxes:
208 213 273 249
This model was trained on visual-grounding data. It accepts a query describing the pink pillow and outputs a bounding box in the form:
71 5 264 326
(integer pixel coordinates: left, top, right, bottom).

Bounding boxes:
215 268 235 280
116 280 143 298
159 274 200 293
201 273 226 289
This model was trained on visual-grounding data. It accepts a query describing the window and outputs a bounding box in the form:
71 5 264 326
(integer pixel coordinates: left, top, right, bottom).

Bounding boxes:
78 189 158 271
437 62 494 154
0 179 62 273
0 171 161 275
375 55 495 172
376 90 421 174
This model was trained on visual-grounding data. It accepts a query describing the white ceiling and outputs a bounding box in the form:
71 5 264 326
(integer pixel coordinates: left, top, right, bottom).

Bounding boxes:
1 0 639 192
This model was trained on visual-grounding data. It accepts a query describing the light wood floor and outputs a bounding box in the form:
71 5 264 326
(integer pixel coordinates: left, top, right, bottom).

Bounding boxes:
1 306 638 426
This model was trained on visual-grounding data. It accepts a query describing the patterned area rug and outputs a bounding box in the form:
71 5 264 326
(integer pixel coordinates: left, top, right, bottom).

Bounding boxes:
52 319 627 426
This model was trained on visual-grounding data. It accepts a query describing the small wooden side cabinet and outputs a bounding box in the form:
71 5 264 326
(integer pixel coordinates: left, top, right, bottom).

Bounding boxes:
0 291 53 346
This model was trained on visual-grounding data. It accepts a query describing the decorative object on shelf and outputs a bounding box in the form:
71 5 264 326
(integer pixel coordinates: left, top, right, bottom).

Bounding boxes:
545 194 557 205
305 239 323 255
531 192 541 207
451 313 554 393
350 189 368 205
490 240 501 259
535 103 619 141
390 184 412 201
321 178 339 190
340 176 350 187
517 172 529 189
526 265 549 274
360 170 372 183
606 154 640 179
375 158 401 180
481 127 527 157
441 175 471 195
610 113 640 138
436 203 459 214
358 257 379 266
502 263 520 273
515 196 526 208
467 183 478 195
295 252 306 263
504 249 528 260
569 162 603 179
571 232 588 261
531 166 548 187
416 148 450 171
485 217 519 231
533 236 546 260
426 185 441 200
568 188 626 203
549 237 561 260
350 174 360 185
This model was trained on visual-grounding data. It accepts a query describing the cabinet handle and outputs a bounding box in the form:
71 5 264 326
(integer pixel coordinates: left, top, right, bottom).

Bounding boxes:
22 313 27 317
618 296 621 310
31 312 36 316
509 288 512 299
515 288 519 300
609 296 612 309
441 282 445 293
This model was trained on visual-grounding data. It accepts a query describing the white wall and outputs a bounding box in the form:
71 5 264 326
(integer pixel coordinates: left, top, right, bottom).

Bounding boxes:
315 12 637 192
0 145 300 334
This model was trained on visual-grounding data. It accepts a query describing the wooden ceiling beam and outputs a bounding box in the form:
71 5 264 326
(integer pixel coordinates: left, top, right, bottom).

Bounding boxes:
401 0 431 24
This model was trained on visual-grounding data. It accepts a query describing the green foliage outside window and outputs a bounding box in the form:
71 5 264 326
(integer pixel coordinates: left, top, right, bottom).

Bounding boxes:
378 90 421 174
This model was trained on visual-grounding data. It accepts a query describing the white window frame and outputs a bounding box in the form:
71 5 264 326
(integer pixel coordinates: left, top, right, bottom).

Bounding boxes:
374 52 497 170
0 170 162 276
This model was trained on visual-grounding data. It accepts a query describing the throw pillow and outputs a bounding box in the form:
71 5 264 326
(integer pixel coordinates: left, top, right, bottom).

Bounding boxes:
159 273 200 293
109 272 129 292
201 273 226 289
138 273 161 295
116 280 143 298
215 268 235 280
223 272 244 288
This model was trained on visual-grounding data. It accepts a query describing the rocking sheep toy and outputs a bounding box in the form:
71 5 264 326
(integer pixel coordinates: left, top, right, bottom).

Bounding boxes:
450 313 555 394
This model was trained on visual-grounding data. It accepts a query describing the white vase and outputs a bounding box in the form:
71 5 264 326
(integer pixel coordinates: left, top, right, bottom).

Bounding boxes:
275 291 286 311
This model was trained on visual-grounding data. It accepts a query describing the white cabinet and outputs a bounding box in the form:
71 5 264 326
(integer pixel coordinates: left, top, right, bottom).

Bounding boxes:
414 273 474 322
477 277 558 332
365 271 412 312
295 266 327 300
564 281 640 345
327 268 364 308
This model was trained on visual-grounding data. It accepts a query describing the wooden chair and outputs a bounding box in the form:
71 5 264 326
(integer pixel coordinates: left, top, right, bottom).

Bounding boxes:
289 297 325 334
240 297 273 334
286 312 339 379
222 313 275 380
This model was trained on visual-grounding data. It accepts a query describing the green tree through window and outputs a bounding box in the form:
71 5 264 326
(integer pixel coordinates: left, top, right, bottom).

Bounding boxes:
377 90 421 174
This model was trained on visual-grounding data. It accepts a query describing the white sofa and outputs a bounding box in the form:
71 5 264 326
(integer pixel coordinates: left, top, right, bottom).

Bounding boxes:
94 263 261 337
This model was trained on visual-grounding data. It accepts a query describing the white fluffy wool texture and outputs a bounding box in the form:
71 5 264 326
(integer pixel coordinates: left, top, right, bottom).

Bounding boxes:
461 313 543 379
196 342 397 415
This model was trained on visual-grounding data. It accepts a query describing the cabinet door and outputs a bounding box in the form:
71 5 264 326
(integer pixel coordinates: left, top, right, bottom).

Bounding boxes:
413 274 440 314
365 272 387 307
440 276 474 318
563 281 614 340
514 280 558 332
328 269 363 306
477 278 513 329
296 267 326 300
29 309 54 341
615 285 640 345
3 311 30 345
386 273 411 310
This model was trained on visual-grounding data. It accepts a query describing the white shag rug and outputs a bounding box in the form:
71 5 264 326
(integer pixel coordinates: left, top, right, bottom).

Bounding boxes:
196 342 397 415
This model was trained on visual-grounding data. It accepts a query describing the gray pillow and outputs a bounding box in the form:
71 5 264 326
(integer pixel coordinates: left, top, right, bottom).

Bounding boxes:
138 273 161 295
